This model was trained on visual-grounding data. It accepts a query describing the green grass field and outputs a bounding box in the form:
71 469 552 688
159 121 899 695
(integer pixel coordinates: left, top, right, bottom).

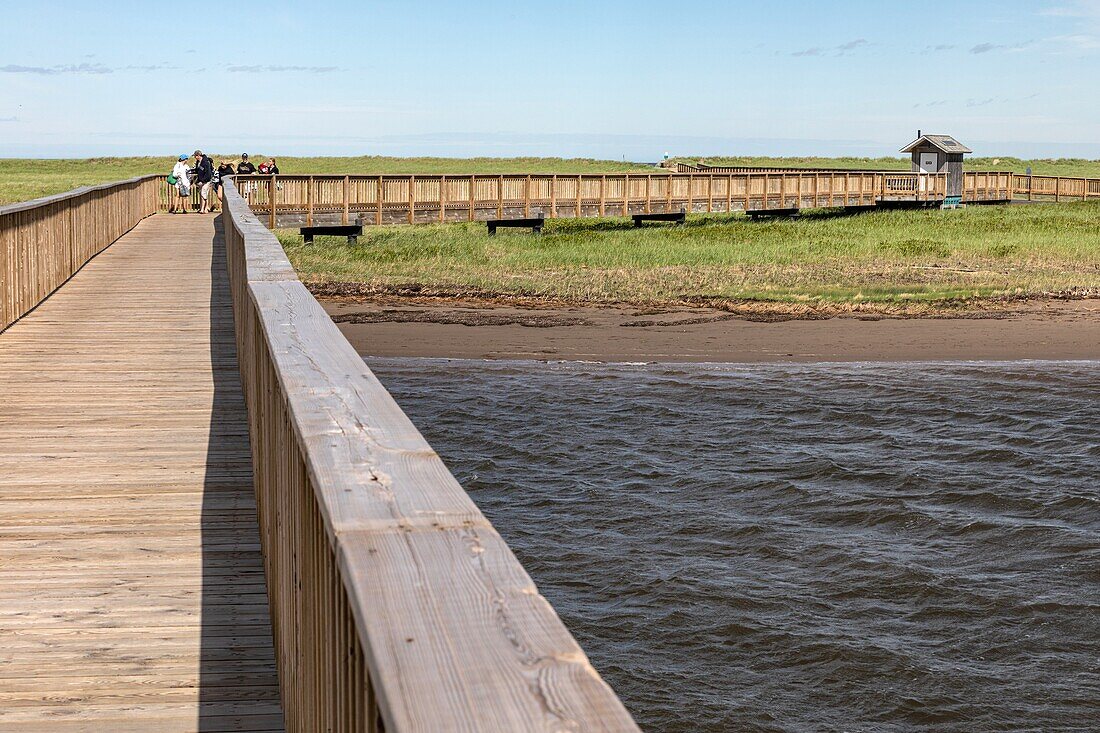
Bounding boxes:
277 202 1100 308
4 154 1100 205
0 156 651 205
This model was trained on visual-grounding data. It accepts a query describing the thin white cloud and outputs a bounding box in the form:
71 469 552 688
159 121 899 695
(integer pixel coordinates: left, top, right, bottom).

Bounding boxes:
1038 2 1100 51
791 39 869 57
970 41 1032 54
0 63 112 75
226 64 339 73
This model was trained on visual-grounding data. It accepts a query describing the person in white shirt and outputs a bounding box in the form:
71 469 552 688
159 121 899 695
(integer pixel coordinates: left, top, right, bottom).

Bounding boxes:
170 155 192 214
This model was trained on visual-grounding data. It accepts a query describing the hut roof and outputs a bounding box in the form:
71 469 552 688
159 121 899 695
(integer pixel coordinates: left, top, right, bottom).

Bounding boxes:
900 134 972 154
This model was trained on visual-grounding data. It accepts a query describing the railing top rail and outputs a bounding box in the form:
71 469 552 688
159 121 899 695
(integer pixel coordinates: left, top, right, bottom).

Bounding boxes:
222 179 639 731
0 174 161 216
230 172 675 179
225 170 937 180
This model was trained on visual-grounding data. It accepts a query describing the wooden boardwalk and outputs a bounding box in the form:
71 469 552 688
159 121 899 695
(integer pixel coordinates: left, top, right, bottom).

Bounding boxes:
0 214 284 731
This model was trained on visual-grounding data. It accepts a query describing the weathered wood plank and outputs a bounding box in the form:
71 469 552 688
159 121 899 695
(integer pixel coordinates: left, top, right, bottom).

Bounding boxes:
0 213 283 731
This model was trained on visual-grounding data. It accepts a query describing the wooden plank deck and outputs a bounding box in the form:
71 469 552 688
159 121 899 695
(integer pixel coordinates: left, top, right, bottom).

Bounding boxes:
0 214 284 731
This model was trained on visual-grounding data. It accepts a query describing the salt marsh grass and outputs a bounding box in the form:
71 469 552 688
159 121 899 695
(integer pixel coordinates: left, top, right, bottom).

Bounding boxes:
278 203 1100 306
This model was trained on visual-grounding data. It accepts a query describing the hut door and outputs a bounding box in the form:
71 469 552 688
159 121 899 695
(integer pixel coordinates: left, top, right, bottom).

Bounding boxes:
918 153 938 192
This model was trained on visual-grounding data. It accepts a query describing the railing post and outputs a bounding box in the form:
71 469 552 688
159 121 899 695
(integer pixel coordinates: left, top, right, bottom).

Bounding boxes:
524 174 531 218
762 173 768 210
576 175 583 218
687 173 694 213
1055 176 1061 203
646 175 652 214
408 175 416 224
342 175 349 225
706 174 713 213
623 175 630 217
306 176 314 227
726 174 733 213
599 175 606 217
376 175 383 225
550 174 557 218
268 176 276 229
439 175 446 223
497 175 504 219
666 174 673 213
469 174 476 222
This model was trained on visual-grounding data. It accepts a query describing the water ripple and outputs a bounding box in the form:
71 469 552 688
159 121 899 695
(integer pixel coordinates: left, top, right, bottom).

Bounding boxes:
370 358 1100 732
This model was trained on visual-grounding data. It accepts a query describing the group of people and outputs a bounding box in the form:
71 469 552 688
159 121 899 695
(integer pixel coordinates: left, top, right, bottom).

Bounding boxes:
168 151 280 214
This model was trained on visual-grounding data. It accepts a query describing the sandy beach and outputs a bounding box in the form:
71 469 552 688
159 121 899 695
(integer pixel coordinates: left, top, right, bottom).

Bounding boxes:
321 296 1100 363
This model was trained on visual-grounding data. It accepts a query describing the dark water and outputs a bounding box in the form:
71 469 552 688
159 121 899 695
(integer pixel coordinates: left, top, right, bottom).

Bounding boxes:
369 358 1100 732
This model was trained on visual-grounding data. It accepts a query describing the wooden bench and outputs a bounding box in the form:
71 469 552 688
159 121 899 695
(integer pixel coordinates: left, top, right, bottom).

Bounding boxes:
632 208 686 227
747 208 800 221
487 214 543 236
301 224 363 244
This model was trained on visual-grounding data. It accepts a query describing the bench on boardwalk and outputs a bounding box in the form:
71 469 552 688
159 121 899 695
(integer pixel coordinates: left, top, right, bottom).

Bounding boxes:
301 224 363 244
633 208 686 227
487 213 544 236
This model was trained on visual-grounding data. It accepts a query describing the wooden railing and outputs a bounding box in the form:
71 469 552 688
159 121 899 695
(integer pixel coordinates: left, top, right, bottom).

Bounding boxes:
1010 173 1100 201
147 169 1099 230
675 162 891 174
221 179 640 732
962 171 1014 202
0 175 159 331
208 171 947 226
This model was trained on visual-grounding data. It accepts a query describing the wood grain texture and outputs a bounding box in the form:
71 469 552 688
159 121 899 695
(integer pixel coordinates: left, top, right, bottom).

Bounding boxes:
0 213 284 731
222 179 641 732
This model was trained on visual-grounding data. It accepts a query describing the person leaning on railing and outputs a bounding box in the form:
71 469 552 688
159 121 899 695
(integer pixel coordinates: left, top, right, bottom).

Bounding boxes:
168 154 192 214
211 161 235 212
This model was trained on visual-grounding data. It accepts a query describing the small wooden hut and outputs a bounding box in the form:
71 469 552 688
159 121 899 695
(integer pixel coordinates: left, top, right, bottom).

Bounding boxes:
900 132 971 202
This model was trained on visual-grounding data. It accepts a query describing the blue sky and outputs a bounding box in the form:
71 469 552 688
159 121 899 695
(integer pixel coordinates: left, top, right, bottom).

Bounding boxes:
2 0 1099 159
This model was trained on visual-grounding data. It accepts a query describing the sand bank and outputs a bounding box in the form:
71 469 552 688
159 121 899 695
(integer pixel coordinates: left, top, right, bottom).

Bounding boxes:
321 297 1100 363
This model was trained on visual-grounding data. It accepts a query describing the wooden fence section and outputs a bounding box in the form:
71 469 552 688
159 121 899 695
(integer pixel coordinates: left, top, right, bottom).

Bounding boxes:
0 175 159 330
217 171 947 227
221 179 640 732
962 171 1014 202
150 170 1097 228
1011 173 1100 201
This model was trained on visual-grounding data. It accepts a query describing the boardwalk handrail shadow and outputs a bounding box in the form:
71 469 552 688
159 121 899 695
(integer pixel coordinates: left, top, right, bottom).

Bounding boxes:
221 178 641 731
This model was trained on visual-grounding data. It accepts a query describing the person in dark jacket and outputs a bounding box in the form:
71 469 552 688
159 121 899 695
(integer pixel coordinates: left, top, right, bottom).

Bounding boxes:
236 153 256 175
193 150 215 213
236 153 257 195
212 161 235 211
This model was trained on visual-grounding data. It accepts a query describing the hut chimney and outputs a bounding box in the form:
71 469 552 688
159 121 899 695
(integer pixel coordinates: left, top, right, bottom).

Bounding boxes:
917 129 922 138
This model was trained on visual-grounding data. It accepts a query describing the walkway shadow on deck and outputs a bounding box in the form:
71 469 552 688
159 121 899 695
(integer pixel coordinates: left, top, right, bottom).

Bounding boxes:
200 215 285 731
